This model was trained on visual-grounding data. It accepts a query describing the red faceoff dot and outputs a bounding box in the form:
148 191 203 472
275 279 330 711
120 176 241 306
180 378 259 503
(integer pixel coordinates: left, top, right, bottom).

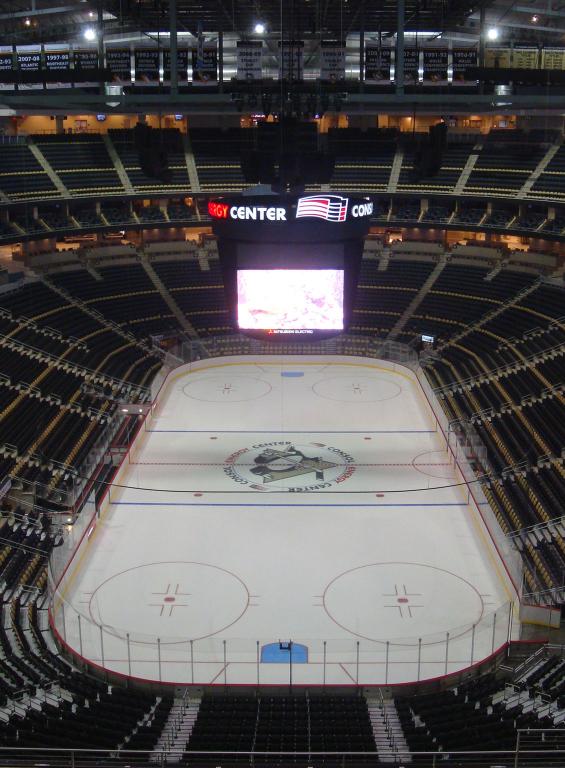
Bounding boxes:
397 598 409 604
164 597 175 603
194 492 203 497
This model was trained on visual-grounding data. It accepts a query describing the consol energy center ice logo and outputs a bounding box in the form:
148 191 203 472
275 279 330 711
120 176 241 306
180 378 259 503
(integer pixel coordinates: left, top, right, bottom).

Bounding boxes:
224 442 356 493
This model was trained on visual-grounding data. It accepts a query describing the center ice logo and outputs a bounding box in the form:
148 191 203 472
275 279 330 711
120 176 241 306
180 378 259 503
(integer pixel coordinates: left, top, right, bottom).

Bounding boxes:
250 446 337 484
224 442 356 492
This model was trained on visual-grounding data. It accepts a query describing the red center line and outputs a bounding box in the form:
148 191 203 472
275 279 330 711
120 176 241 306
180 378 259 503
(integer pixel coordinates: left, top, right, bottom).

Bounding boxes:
131 461 452 467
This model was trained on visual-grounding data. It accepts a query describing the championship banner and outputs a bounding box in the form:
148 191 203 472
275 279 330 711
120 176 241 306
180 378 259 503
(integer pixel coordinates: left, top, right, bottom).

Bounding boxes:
423 48 448 84
279 40 304 81
541 48 565 69
512 46 539 69
135 48 160 84
164 49 189 83
16 46 42 89
236 40 262 80
484 47 512 68
403 47 419 84
73 49 99 87
17 49 41 72
106 47 131 84
74 49 98 71
44 48 71 88
452 48 477 84
364 45 391 83
320 40 345 82
0 49 14 90
191 44 217 86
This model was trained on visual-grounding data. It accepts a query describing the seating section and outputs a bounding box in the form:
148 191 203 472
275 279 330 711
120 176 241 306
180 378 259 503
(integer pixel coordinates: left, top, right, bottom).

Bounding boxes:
515 650 565 708
188 693 376 764
466 135 547 195
0 129 563 211
396 671 559 759
190 128 249 192
0 278 161 490
515 204 546 231
426 142 476 192
454 204 486 226
405 263 536 340
329 128 397 192
9 209 50 235
101 202 137 225
0 144 58 201
406 270 565 596
168 202 195 222
152 258 232 335
397 141 475 194
391 199 421 221
531 145 565 201
109 128 191 193
351 258 436 337
50 263 176 337
136 204 167 223
32 134 124 196
40 205 73 232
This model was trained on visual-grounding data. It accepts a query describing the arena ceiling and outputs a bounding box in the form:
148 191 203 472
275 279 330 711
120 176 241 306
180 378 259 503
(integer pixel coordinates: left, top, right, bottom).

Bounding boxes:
0 0 563 44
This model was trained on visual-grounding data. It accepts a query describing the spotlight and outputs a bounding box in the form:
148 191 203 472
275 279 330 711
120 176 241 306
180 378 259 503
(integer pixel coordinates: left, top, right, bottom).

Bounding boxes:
24 17 31 26
254 22 266 34
83 26 97 41
486 27 499 40
531 14 539 22
88 10 95 17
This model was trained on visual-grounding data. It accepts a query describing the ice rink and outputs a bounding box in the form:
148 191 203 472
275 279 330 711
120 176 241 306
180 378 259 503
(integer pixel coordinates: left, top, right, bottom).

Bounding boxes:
53 356 517 686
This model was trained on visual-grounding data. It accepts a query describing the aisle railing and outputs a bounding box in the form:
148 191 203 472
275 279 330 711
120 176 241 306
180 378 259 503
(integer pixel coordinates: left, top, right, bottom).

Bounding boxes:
0 735 564 768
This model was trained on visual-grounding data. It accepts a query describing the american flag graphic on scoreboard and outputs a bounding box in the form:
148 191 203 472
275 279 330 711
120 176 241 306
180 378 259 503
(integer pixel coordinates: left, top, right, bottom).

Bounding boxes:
295 195 349 222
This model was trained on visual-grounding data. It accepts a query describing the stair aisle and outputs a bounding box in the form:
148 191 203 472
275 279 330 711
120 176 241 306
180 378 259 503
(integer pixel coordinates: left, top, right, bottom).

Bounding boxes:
151 693 201 763
367 696 412 763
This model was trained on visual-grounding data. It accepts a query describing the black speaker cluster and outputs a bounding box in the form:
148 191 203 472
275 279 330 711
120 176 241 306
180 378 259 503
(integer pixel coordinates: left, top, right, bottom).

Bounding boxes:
413 121 448 179
133 123 172 182
241 117 335 192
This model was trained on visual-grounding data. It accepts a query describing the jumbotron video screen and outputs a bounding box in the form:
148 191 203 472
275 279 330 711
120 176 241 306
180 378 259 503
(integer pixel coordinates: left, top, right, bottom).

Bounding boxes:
237 269 344 331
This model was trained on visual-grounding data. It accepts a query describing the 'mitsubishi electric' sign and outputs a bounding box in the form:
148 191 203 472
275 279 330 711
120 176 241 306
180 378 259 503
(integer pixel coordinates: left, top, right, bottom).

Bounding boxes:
208 195 373 224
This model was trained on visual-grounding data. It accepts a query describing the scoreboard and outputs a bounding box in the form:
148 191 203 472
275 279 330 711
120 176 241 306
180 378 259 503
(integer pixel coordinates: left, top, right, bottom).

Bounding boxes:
209 194 373 340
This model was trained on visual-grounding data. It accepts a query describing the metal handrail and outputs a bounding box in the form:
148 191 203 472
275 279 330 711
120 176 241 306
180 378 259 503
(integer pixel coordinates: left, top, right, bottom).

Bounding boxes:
0 744 562 760
507 512 565 541
433 341 565 396
0 331 150 396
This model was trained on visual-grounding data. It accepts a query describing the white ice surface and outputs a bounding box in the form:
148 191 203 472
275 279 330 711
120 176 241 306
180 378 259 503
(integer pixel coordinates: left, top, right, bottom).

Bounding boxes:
56 358 515 686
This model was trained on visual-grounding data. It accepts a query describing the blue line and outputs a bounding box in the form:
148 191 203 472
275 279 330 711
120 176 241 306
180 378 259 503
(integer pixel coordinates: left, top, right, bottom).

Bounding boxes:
147 429 435 434
110 501 466 508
